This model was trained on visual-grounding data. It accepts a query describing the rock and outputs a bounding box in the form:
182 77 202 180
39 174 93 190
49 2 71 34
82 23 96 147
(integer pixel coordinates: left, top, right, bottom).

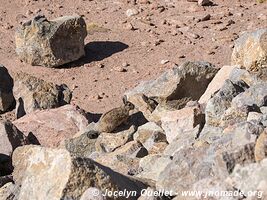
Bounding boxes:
13 105 88 148
227 159 267 199
231 28 267 72
0 182 19 200
198 0 213 6
63 124 98 158
134 122 167 153
199 65 238 104
164 125 200 156
12 145 147 200
205 79 246 127
95 125 136 153
161 105 205 143
247 112 263 122
255 130 267 162
95 141 148 175
13 72 72 118
15 15 87 67
156 145 216 194
137 154 172 182
126 8 139 17
198 125 223 144
0 121 29 176
125 61 218 113
0 65 15 113
0 175 13 188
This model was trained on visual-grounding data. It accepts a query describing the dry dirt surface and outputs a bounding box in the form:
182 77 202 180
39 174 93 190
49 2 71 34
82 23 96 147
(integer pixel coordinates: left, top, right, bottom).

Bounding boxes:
0 0 266 114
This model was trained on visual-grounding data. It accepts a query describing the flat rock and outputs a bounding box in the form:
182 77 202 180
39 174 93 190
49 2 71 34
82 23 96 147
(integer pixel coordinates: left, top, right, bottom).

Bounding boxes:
15 15 87 67
13 105 88 148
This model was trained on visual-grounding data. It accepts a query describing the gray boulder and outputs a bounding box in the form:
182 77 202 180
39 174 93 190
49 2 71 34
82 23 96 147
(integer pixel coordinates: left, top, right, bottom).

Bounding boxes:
15 15 87 67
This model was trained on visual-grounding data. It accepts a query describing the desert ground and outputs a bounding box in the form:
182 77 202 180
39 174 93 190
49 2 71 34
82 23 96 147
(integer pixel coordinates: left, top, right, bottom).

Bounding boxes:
0 0 266 113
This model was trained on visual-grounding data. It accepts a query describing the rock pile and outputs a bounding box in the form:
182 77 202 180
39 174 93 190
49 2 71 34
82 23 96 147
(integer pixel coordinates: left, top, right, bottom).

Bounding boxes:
1 24 267 199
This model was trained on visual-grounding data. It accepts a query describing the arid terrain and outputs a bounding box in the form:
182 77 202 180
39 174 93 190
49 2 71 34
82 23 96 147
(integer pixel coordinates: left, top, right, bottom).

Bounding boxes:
0 0 266 113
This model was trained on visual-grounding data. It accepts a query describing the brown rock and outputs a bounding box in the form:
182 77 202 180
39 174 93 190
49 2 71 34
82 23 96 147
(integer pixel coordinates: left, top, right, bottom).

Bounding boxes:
255 130 267 162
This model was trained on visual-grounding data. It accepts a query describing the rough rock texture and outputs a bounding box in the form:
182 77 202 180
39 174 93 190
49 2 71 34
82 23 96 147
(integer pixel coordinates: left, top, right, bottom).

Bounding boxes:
0 182 19 200
95 141 148 175
125 61 218 112
0 121 28 176
12 145 147 200
205 79 246 127
199 65 238 104
231 28 267 72
0 65 15 113
95 125 136 153
255 130 267 162
161 105 205 143
13 72 72 118
13 105 88 148
134 122 167 153
15 15 87 67
137 154 172 182
227 159 267 199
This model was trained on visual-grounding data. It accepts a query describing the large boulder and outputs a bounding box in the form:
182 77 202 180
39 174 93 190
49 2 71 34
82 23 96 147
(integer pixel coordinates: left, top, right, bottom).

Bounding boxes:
231 28 267 72
13 105 88 148
15 15 87 67
13 72 72 118
125 61 218 115
0 121 28 176
0 65 15 113
12 145 147 200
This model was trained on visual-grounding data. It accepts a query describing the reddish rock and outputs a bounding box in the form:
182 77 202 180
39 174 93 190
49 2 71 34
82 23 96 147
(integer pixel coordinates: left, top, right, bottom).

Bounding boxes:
13 105 89 148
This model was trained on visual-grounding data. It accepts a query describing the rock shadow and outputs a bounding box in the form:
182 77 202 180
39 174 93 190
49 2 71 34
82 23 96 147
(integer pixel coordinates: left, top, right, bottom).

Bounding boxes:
59 41 129 68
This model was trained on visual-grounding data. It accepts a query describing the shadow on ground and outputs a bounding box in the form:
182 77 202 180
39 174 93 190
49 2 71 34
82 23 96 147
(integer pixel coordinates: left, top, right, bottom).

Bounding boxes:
60 41 129 68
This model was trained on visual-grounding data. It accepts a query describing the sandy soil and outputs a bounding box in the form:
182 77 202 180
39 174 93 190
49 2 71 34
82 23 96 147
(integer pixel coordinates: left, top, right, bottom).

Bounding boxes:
0 0 266 114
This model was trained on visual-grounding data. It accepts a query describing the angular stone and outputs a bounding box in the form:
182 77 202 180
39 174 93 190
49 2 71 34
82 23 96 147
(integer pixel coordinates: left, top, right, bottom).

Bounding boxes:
95 141 148 175
13 72 72 118
13 105 88 148
227 159 267 199
15 15 87 67
255 130 267 162
137 154 172 182
125 61 218 111
12 145 147 200
199 65 238 105
96 125 136 153
161 105 205 143
0 65 15 113
134 122 167 153
0 121 28 176
231 28 267 72
205 79 245 127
